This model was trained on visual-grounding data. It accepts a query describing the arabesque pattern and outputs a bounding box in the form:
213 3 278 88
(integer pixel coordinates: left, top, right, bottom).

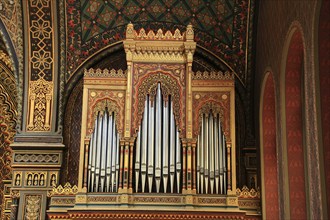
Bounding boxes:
0 85 17 219
66 0 253 85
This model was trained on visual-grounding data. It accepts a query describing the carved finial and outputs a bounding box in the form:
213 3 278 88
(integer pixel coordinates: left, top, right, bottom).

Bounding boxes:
236 185 260 198
186 24 194 41
126 23 135 39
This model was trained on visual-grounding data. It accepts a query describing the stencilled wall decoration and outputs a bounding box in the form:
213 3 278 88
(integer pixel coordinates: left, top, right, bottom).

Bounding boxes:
0 60 17 219
0 0 20 51
66 0 255 86
25 0 55 132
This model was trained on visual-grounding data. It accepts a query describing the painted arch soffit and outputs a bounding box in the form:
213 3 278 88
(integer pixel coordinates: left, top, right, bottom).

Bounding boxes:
66 0 255 86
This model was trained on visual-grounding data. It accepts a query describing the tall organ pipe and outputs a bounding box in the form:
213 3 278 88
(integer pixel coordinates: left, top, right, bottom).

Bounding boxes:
134 84 181 193
87 110 120 193
106 114 113 192
155 84 162 192
148 96 155 193
162 100 169 193
95 114 102 192
135 125 141 193
141 98 148 192
197 112 227 194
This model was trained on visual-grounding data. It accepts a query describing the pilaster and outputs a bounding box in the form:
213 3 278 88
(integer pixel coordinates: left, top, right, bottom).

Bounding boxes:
10 0 64 219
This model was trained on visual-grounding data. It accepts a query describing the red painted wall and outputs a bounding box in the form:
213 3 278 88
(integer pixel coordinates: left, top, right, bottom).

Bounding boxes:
262 73 279 219
285 30 306 220
319 1 330 218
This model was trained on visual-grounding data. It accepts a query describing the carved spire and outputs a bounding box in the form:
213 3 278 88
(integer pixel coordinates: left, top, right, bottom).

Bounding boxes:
126 22 135 40
186 24 194 41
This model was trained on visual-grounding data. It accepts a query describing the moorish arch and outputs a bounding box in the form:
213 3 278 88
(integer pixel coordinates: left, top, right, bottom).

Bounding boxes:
0 32 17 219
260 71 279 219
282 27 307 219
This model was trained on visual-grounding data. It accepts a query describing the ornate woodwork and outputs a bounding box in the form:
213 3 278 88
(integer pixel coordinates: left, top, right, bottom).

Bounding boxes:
45 24 259 219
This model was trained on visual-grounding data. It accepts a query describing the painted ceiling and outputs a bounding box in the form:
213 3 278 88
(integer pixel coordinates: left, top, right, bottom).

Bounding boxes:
66 0 255 85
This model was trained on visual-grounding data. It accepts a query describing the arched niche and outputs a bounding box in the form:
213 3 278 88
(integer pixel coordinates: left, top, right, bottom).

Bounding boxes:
260 72 279 219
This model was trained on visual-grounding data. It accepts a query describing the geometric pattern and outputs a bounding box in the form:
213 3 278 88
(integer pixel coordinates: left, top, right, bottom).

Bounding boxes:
0 84 17 219
0 0 20 51
26 0 55 132
80 0 234 45
28 0 53 81
66 0 254 85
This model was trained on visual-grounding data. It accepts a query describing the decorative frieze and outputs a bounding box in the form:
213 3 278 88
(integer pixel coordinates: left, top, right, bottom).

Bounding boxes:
196 197 227 206
84 68 127 78
127 26 186 41
236 186 260 199
48 183 78 197
50 198 75 206
192 71 234 80
14 153 59 164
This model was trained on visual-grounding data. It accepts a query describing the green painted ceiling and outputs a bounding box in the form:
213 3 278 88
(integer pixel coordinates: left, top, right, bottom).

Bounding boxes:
66 0 255 86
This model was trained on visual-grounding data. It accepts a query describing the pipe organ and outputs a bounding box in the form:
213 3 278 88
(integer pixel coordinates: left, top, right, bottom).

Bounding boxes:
61 24 242 217
197 113 227 195
87 110 120 193
135 83 181 193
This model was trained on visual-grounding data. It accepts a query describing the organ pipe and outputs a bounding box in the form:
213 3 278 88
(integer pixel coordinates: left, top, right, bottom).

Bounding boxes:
162 100 169 193
95 114 102 192
148 96 155 193
155 84 162 192
135 125 141 193
197 113 227 195
87 110 120 193
106 114 112 192
141 98 148 192
134 83 181 193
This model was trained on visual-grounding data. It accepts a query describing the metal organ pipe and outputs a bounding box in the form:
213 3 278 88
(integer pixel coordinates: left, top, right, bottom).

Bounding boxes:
155 84 162 192
141 98 148 192
197 113 227 195
95 114 102 192
162 100 169 193
134 83 181 193
87 110 120 193
106 114 112 192
148 95 155 193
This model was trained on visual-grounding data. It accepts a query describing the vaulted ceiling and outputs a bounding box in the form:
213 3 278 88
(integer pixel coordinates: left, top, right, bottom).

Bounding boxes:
66 0 255 87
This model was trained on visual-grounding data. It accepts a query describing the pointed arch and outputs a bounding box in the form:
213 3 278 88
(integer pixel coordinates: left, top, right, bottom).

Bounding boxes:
260 71 279 219
281 26 307 219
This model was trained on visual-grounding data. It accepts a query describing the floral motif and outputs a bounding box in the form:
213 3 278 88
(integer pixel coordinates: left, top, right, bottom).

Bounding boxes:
24 195 41 220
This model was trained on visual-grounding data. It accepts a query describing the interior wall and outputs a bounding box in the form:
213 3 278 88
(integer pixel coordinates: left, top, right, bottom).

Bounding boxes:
255 0 326 219
318 1 330 218
284 30 306 220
